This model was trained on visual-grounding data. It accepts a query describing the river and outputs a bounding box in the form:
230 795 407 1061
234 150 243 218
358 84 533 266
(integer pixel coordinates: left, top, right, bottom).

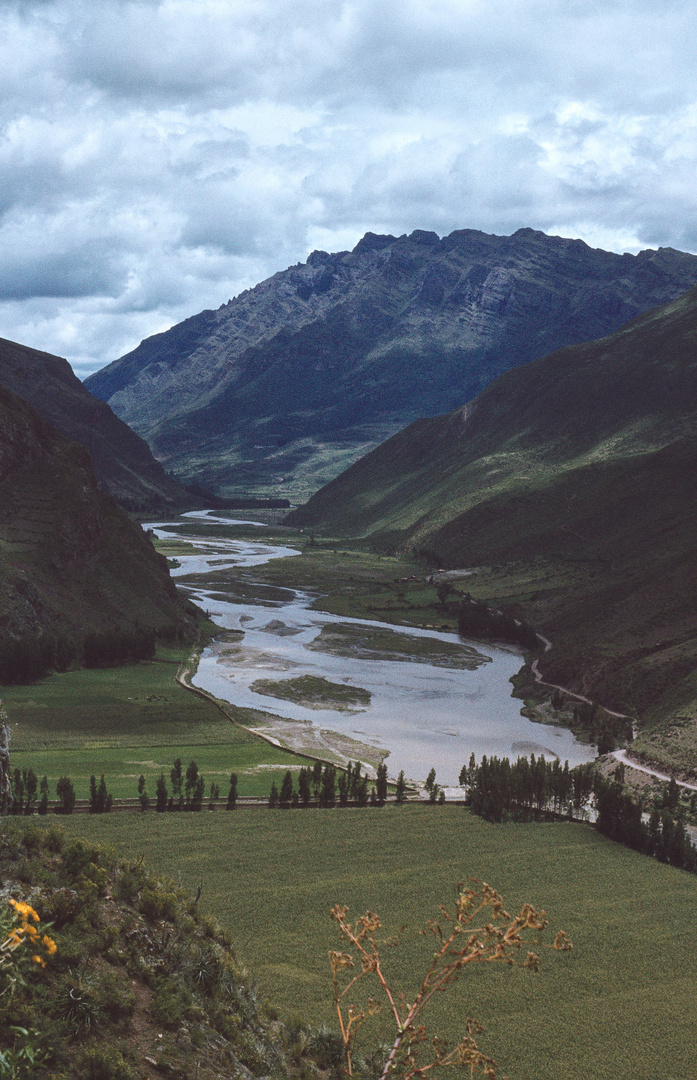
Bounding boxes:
148 511 596 788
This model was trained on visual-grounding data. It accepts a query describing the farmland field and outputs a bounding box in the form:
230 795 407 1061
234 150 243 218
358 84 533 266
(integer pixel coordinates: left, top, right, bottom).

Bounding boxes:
3 649 317 798
61 806 697 1080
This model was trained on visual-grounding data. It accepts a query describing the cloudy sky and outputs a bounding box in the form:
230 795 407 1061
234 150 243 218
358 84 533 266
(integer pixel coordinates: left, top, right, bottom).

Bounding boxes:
2 0 697 377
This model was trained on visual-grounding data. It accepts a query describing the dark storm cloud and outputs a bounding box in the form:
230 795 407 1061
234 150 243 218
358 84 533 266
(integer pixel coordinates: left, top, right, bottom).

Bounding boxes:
0 0 696 374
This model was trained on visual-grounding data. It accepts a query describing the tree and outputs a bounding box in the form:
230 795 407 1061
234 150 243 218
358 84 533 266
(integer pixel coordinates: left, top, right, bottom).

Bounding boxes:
319 766 336 808
23 768 37 816
459 753 476 795
269 781 279 808
185 760 200 810
97 775 112 813
376 764 388 805
138 774 150 812
226 773 238 810
170 758 183 810
55 776 75 815
37 775 49 815
208 781 220 809
91 774 111 813
298 766 311 807
155 773 168 813
312 760 323 798
329 882 572 1080
12 768 24 816
395 771 407 804
280 770 294 808
425 768 436 794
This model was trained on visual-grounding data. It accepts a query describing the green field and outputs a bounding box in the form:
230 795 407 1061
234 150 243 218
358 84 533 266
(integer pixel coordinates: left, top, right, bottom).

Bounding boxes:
59 806 697 1080
2 650 319 799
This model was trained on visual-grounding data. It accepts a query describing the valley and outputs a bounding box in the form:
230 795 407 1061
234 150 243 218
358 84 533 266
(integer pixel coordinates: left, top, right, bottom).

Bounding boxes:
2 509 696 1080
1 228 696 1080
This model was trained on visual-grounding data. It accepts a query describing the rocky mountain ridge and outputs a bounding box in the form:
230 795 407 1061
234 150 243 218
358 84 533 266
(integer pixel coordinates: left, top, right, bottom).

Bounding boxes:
85 228 697 498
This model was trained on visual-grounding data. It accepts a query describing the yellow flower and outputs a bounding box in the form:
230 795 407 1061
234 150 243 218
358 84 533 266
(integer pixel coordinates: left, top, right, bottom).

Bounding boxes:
31 955 46 967
9 899 40 922
42 935 57 955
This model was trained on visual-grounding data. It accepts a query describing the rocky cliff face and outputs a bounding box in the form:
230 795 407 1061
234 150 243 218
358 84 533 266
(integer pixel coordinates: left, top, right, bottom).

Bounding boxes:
0 382 195 676
85 227 697 498
0 337 192 511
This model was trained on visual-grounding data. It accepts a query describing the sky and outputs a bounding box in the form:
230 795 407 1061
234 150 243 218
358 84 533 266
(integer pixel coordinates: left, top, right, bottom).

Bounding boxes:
2 0 697 378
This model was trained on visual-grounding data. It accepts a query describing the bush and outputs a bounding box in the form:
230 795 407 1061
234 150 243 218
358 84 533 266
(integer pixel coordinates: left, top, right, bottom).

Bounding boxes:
96 969 136 1023
115 858 148 903
140 884 178 923
150 977 193 1029
81 1046 136 1080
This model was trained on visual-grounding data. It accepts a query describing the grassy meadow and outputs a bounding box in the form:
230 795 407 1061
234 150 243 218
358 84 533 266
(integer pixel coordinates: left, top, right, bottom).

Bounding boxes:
60 805 697 1080
2 648 317 799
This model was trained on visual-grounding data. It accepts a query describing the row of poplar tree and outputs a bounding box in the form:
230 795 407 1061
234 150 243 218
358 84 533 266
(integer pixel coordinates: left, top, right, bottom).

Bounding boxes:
9 768 110 815
268 761 407 807
458 753 596 822
459 752 697 875
595 767 697 873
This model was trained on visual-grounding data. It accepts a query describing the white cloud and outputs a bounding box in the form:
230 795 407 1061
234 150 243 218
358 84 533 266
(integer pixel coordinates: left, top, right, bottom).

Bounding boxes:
0 0 696 374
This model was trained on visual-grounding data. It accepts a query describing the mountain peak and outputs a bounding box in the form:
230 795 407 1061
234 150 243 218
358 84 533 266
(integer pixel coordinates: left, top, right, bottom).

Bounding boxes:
85 227 697 501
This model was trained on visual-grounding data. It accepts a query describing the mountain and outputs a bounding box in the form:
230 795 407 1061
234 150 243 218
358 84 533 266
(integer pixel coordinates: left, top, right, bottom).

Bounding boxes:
0 336 192 511
288 288 697 759
85 228 697 500
0 381 196 680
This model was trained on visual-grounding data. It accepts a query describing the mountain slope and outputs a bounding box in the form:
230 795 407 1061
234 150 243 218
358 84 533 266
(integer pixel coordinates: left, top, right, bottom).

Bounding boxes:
0 382 196 679
0 336 191 511
288 288 697 759
85 228 697 499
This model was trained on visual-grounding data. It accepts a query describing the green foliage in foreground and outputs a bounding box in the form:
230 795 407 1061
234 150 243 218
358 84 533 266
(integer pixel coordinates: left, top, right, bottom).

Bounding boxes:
0 821 288 1080
61 807 697 1080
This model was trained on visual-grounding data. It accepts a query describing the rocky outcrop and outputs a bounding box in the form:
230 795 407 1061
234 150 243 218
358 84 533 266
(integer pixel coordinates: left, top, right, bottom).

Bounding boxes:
85 227 697 497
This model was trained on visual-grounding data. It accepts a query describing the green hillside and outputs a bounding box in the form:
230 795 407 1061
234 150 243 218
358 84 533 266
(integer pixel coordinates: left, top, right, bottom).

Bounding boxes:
288 288 697 760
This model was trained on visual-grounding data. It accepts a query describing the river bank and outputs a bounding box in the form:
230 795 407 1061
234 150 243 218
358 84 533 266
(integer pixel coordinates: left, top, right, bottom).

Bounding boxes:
150 512 595 787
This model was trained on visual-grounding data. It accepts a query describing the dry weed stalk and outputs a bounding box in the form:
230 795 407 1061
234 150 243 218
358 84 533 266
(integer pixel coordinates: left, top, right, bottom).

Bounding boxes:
329 881 572 1080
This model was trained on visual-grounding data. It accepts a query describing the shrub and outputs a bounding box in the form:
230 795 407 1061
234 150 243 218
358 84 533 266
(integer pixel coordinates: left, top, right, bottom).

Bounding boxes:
81 1046 136 1080
96 969 136 1022
150 977 193 1029
115 860 147 903
140 884 178 923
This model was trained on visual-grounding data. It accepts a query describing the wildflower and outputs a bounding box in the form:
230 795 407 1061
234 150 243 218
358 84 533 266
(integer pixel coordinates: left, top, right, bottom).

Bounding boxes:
32 955 46 967
9 899 39 922
42 935 57 955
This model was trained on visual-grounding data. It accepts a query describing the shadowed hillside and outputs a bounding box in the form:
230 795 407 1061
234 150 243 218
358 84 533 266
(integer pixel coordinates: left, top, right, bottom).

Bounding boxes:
0 337 192 511
288 288 697 761
0 382 196 681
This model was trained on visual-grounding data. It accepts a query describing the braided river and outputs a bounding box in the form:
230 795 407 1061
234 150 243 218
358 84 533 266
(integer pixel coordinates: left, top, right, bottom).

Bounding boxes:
149 512 595 789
